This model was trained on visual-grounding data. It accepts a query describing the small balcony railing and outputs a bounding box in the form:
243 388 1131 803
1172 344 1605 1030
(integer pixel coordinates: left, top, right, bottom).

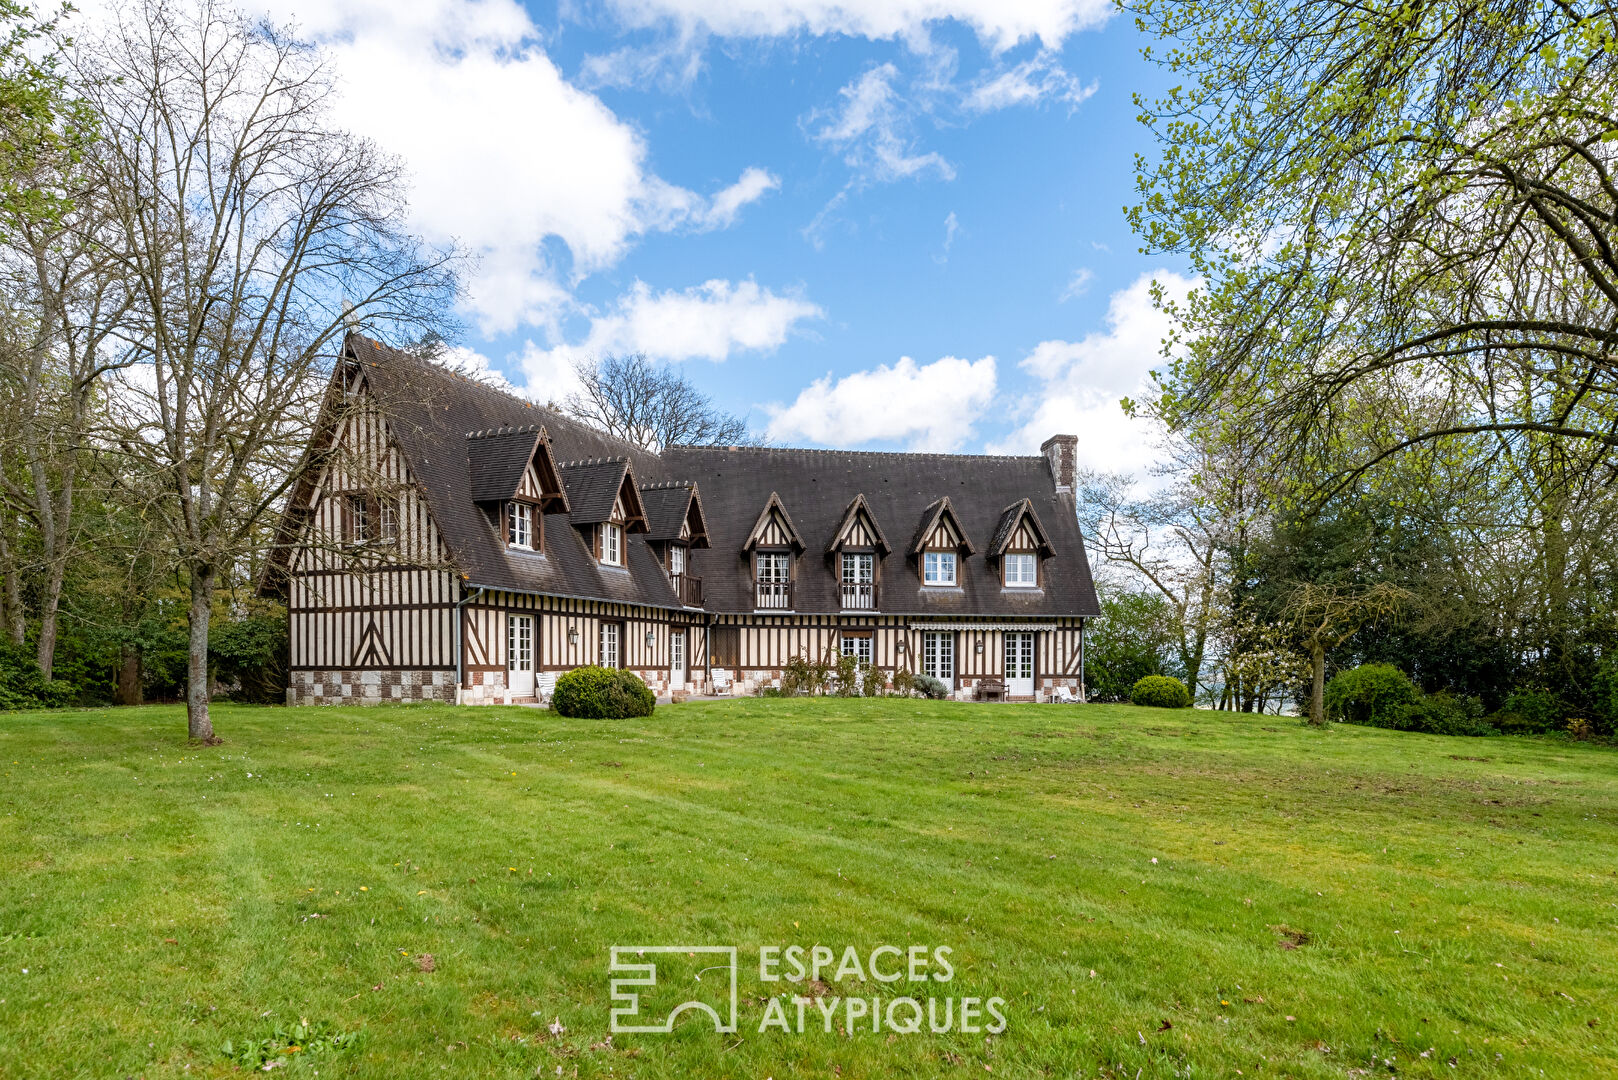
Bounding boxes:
756 579 793 610
841 581 876 610
672 572 703 607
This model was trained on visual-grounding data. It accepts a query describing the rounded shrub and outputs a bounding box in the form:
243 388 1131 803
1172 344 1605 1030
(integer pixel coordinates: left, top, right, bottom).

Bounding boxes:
1323 663 1418 727
552 666 655 719
1131 674 1191 708
913 673 949 699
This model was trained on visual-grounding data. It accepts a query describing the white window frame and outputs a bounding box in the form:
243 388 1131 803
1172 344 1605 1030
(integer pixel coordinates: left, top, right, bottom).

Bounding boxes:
507 502 533 549
669 543 686 576
755 551 791 609
348 495 371 544
1004 552 1037 587
840 633 873 664
601 522 623 566
599 621 620 669
379 498 398 542
923 549 957 586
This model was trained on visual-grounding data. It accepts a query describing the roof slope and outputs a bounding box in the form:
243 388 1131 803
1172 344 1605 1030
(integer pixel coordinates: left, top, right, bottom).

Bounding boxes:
353 336 677 606
559 458 636 525
466 425 559 506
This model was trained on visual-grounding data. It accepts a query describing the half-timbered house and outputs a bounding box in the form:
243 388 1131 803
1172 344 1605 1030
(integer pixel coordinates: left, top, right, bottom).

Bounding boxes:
263 334 1101 704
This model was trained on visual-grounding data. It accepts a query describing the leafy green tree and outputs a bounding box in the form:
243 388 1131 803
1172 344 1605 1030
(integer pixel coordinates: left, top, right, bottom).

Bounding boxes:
1130 0 1618 500
1085 591 1182 703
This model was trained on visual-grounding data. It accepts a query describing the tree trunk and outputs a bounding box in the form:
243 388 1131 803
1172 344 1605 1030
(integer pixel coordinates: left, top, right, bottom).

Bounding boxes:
114 644 143 706
35 563 64 678
0 533 22 647
1309 642 1326 726
187 565 217 742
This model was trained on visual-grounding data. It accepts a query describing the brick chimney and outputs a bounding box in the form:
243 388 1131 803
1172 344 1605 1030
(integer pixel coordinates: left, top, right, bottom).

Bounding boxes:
1040 434 1078 496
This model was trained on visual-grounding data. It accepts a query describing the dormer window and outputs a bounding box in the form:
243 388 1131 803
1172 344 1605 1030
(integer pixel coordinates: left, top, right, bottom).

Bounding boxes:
1004 552 1037 587
910 496 974 589
507 502 533 549
601 522 623 566
988 499 1054 591
923 550 957 586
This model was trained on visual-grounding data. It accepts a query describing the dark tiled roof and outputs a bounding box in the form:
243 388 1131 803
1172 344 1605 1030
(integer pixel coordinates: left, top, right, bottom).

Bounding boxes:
559 458 636 525
349 336 677 607
466 425 552 504
306 334 1100 618
661 445 1100 617
641 482 708 545
988 499 1055 557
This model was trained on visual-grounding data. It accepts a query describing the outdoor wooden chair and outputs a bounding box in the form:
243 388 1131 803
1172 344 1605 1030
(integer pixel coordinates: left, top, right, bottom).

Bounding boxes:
976 678 1007 703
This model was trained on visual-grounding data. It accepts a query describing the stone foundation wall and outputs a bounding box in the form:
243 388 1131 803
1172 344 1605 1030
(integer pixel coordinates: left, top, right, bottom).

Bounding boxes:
289 666 713 706
289 668 456 706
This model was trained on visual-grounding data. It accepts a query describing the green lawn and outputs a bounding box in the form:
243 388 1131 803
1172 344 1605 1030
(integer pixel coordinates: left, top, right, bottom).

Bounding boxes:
1 700 1614 1079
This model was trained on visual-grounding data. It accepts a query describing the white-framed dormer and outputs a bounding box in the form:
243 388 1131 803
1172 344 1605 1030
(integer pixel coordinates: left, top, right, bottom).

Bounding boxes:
826 493 889 612
505 500 536 550
598 494 627 567
556 456 647 571
987 498 1055 591
742 491 805 611
910 497 975 589
466 424 568 558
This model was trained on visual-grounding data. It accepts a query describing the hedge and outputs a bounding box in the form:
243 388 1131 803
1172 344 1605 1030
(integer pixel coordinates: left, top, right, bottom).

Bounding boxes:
1131 674 1191 708
1323 663 1418 727
551 666 655 719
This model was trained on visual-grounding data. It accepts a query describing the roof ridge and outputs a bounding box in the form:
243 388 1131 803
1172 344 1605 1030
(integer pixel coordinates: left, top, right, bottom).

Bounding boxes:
558 455 630 467
667 444 1043 462
465 424 543 439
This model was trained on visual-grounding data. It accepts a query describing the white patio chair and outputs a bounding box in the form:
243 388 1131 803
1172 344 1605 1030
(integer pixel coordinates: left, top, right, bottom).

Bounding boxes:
1051 685 1077 704
711 668 733 696
535 672 558 705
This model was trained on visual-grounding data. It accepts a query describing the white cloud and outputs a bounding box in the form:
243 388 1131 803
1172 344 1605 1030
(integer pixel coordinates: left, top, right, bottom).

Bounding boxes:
1058 267 1093 301
604 0 1114 52
765 354 997 451
988 271 1199 474
241 0 775 334
963 51 1097 113
942 210 960 252
517 278 822 398
809 63 955 183
701 168 782 229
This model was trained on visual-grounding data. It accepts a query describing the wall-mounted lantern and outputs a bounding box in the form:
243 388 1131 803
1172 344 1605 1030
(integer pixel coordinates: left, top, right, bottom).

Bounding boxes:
568 625 578 646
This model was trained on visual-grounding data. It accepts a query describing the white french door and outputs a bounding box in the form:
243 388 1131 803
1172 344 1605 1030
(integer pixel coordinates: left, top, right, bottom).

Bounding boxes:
669 629 686 690
922 631 954 690
1005 632 1035 698
507 614 534 696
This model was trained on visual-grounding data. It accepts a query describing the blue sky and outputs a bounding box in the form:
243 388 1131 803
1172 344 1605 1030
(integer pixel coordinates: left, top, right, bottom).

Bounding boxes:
263 0 1193 468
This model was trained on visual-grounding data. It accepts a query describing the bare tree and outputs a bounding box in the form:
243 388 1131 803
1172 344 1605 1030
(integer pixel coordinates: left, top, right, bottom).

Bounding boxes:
84 0 457 741
0 148 134 677
565 353 752 451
